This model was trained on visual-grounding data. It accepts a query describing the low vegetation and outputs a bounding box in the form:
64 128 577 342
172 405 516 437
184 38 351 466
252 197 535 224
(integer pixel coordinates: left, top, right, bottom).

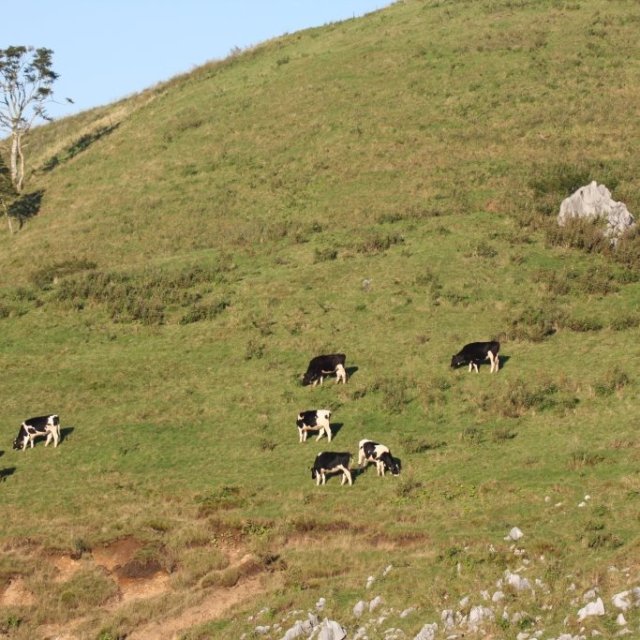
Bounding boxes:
1 0 640 638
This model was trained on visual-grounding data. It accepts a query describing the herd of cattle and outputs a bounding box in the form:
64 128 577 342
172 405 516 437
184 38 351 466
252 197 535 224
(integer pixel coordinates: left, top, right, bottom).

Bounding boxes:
10 342 501 488
300 342 500 486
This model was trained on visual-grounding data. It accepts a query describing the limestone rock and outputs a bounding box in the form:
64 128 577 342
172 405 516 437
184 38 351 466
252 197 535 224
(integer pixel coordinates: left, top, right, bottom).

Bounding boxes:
558 181 635 239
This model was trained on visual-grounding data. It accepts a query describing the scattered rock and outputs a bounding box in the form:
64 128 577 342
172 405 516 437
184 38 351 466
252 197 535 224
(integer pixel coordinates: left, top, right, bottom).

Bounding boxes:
506 527 524 541
577 597 605 621
369 595 383 612
353 600 367 618
413 622 438 640
468 605 494 630
317 618 347 640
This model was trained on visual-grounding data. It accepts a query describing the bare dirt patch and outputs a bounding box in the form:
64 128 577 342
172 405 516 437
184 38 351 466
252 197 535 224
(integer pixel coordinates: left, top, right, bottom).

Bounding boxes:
92 536 142 571
127 573 270 640
117 571 171 603
50 554 83 582
4 538 280 639
0 576 35 607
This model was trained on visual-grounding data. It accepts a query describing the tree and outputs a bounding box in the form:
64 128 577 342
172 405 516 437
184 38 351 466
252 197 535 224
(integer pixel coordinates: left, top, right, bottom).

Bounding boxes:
0 46 59 193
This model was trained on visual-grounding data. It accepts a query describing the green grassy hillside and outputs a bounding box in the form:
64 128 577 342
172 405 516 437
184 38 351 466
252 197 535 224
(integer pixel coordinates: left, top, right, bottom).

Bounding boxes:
1 1 640 638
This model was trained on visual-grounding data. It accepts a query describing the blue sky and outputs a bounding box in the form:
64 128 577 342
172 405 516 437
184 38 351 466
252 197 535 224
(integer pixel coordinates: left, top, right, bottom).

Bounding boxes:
2 1 391 120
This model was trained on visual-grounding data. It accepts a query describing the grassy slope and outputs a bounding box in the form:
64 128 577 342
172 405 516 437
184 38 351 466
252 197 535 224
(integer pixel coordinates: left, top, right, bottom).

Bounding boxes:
1 0 640 637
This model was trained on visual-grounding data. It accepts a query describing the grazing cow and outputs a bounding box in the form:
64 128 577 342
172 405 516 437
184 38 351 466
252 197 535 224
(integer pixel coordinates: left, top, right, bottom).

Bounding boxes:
302 353 347 386
358 439 400 476
297 409 332 443
311 451 352 486
451 341 500 373
12 415 61 451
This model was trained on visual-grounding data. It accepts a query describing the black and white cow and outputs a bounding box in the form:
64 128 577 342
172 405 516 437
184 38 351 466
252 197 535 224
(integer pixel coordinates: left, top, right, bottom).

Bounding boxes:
302 353 347 386
358 439 400 476
311 451 352 486
297 409 332 443
451 341 500 373
12 414 61 451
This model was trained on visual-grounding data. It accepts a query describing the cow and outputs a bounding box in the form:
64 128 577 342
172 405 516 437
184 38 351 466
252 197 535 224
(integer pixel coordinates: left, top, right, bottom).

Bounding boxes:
12 414 61 451
358 439 400 476
311 451 352 486
297 409 332 443
451 341 500 373
302 353 347 386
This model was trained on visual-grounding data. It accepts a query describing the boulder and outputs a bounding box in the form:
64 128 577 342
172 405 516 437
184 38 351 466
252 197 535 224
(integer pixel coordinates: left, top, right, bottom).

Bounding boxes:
558 181 635 239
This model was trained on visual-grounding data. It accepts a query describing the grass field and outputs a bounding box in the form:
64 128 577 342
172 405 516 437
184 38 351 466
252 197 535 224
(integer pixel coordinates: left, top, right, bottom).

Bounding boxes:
1 0 640 638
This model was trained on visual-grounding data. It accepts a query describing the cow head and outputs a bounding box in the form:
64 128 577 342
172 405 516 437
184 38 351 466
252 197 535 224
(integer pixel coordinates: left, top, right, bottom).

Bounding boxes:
12 428 26 450
302 371 319 386
451 354 464 368
380 452 401 476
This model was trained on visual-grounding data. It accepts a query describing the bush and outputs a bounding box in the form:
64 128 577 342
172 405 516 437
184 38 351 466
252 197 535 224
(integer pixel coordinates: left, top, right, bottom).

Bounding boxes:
180 299 229 324
371 377 413 413
497 378 559 418
56 263 229 324
314 247 338 263
594 367 630 396
354 232 404 255
545 217 609 253
31 257 97 290
508 305 565 341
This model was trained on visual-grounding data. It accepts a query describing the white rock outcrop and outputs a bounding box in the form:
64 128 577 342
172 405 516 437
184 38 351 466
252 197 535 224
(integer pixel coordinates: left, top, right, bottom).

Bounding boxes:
317 618 347 640
577 596 605 621
558 181 635 239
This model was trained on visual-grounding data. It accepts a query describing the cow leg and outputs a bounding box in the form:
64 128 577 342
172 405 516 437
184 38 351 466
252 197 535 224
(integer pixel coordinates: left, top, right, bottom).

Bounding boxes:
472 362 479 373
341 466 353 486
468 362 473 372
335 364 346 384
45 432 53 446
325 426 332 442
316 429 324 441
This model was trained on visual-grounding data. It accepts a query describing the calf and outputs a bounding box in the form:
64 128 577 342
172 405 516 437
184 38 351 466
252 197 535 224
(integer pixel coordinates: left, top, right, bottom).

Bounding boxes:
311 451 352 486
297 409 332 443
12 414 61 451
451 341 500 373
358 439 400 476
302 353 347 386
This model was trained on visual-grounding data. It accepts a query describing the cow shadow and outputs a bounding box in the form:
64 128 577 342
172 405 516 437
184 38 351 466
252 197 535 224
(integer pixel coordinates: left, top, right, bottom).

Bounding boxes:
0 467 16 482
497 355 510 370
60 427 75 444
329 423 344 440
346 366 359 380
